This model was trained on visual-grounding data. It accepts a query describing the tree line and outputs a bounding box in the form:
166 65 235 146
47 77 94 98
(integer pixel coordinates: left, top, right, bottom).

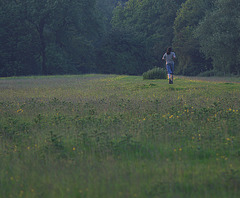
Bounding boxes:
0 0 239 77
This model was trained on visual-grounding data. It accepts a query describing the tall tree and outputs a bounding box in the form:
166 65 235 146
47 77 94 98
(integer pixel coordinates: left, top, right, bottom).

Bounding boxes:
111 0 181 70
96 28 147 75
173 0 215 75
0 0 100 77
21 0 59 75
52 0 100 74
96 0 118 32
195 0 240 75
0 0 39 76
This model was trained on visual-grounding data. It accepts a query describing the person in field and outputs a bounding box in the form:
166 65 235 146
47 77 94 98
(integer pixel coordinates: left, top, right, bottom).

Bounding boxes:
162 47 176 84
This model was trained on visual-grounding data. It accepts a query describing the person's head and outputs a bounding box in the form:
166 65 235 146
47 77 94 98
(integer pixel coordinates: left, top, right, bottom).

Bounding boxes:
167 47 172 55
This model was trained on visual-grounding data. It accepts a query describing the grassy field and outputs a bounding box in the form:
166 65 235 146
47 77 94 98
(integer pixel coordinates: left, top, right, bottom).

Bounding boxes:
0 74 240 198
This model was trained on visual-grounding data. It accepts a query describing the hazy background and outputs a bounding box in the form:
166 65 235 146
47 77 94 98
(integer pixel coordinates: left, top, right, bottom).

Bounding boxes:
0 0 239 77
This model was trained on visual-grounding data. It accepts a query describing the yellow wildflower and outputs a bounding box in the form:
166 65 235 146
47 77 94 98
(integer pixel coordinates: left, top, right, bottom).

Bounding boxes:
17 109 23 113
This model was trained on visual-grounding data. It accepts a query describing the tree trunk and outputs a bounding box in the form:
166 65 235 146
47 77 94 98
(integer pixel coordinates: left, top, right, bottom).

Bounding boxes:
38 19 47 75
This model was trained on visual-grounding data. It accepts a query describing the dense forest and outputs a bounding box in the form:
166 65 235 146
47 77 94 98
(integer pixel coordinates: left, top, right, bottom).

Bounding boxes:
0 0 239 77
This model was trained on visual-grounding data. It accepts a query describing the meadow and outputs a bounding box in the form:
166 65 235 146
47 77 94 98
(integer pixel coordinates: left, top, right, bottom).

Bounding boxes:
0 74 240 198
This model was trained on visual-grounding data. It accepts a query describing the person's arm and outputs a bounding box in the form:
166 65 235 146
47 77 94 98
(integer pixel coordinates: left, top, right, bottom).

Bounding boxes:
162 53 166 60
172 52 176 60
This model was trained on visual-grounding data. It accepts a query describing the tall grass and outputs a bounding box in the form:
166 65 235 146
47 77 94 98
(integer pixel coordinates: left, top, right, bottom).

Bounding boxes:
0 74 240 198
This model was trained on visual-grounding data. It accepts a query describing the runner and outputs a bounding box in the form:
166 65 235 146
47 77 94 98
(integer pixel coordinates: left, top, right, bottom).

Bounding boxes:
162 47 176 84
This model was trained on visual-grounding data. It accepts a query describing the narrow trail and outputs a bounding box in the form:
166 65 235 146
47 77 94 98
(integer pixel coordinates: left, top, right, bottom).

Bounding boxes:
176 75 240 84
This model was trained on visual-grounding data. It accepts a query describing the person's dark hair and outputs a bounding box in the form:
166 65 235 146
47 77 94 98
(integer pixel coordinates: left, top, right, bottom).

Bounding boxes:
167 47 172 55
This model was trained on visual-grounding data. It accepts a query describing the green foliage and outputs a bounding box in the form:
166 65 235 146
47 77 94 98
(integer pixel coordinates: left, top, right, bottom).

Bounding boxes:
1 0 239 77
197 70 215 77
96 0 119 32
111 0 182 69
143 67 167 80
0 0 100 76
173 0 214 75
0 1 39 76
96 28 149 75
195 0 240 75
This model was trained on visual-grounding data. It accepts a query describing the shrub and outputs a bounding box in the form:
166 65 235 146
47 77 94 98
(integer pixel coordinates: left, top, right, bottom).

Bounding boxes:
198 70 215 77
143 67 167 80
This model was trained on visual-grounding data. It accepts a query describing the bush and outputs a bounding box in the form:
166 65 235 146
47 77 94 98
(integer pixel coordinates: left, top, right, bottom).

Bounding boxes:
198 70 215 77
143 67 167 80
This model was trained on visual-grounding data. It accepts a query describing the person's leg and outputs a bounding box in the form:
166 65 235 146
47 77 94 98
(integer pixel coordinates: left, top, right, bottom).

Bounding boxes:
170 74 173 83
170 63 174 84
166 64 171 83
168 73 171 84
167 64 174 84
169 74 173 84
